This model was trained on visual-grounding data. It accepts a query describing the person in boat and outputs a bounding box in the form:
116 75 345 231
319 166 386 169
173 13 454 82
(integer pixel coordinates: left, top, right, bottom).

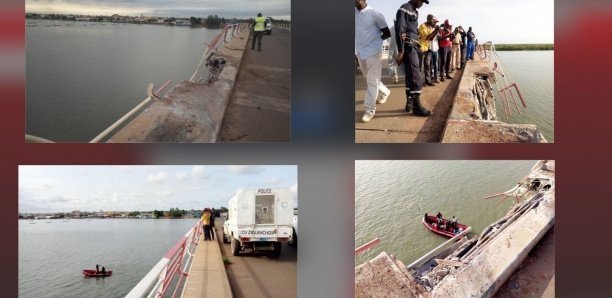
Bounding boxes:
101 266 106 276
96 264 99 274
451 216 458 227
436 212 443 227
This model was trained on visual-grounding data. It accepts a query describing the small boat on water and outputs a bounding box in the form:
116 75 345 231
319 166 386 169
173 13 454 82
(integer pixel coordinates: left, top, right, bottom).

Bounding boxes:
422 213 470 238
82 269 113 277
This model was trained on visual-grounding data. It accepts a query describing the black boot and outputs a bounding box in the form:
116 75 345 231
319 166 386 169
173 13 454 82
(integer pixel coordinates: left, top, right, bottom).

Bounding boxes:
412 94 431 117
405 97 413 113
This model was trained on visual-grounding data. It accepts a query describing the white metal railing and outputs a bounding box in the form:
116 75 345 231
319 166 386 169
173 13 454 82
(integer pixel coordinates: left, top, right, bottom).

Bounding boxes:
126 222 202 298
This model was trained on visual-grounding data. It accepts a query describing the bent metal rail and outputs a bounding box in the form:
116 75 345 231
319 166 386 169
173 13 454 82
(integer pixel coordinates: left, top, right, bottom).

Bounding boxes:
477 42 527 119
189 23 248 83
89 23 247 143
126 222 202 298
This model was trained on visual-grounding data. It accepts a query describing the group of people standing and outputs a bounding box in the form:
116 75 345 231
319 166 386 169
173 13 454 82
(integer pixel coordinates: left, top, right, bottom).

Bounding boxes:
355 0 477 123
200 208 216 241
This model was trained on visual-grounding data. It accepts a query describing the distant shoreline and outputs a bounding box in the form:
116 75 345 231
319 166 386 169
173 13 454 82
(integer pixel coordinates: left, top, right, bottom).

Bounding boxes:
493 44 554 51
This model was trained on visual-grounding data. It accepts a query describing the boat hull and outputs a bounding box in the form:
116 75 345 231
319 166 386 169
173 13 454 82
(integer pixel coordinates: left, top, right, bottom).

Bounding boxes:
82 269 113 277
423 215 470 238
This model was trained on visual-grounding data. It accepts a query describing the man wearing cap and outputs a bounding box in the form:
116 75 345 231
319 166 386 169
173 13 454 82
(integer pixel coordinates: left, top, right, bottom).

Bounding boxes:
418 14 440 87
395 0 431 117
355 0 392 123
437 19 454 81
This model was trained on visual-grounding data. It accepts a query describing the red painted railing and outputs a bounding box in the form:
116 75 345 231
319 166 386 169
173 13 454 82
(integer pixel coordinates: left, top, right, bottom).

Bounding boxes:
126 221 202 298
355 238 381 255
478 41 527 119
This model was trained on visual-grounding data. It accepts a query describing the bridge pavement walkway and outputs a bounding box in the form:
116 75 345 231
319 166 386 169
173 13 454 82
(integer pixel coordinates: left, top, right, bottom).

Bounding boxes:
183 229 233 298
355 61 464 143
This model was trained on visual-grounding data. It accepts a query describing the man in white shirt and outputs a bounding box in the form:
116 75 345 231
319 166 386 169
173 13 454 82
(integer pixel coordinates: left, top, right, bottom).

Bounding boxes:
355 0 391 123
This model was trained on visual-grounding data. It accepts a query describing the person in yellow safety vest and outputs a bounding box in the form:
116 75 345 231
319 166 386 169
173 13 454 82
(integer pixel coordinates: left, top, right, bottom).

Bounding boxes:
252 13 267 51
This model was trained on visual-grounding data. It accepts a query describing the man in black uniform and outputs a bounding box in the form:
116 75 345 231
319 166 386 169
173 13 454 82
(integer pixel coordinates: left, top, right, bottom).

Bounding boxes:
395 0 431 116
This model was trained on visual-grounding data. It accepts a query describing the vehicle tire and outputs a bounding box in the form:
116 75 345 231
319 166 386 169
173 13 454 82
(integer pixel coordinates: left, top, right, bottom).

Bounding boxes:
222 233 228 244
231 238 240 256
288 228 297 248
270 241 282 258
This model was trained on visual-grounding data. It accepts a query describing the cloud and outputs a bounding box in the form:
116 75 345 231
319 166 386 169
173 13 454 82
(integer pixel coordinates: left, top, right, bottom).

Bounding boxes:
290 183 298 207
265 177 282 185
147 171 168 183
175 172 187 181
155 189 172 197
192 166 209 179
229 166 265 175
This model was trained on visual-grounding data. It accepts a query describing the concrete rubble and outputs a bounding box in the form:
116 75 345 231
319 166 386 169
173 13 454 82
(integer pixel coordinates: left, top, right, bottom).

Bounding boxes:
355 252 427 298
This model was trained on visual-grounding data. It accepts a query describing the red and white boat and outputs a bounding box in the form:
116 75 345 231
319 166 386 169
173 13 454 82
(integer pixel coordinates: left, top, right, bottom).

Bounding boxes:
422 213 470 238
82 269 113 277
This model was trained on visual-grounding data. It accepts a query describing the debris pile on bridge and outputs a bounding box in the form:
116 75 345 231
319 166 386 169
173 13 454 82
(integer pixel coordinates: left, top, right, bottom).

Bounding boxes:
355 252 426 298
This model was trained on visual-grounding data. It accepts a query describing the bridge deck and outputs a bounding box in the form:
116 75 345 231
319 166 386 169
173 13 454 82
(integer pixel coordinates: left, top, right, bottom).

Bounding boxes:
183 231 232 298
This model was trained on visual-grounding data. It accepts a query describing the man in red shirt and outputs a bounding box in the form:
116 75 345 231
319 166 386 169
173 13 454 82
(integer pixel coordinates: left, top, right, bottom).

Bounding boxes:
437 20 454 81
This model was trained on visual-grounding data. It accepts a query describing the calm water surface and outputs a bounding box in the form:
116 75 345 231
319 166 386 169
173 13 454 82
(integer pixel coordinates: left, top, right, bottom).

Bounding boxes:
26 20 220 142
19 218 199 297
355 160 535 266
494 51 554 142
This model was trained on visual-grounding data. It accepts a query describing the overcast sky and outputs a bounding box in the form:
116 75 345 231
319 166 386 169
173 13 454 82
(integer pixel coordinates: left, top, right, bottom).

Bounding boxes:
363 0 554 44
19 165 298 213
25 0 290 19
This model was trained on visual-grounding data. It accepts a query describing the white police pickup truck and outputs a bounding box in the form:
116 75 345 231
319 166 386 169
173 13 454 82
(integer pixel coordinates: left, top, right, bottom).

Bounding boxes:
222 188 293 258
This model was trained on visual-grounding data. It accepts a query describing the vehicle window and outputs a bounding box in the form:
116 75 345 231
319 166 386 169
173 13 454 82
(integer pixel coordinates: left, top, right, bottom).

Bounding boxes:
255 194 275 224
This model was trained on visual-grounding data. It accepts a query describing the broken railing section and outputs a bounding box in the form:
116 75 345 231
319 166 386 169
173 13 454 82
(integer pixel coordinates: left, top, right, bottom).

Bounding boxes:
355 238 381 255
89 80 173 143
356 161 555 296
413 160 555 293
472 76 497 120
189 23 247 84
478 41 527 119
89 23 247 143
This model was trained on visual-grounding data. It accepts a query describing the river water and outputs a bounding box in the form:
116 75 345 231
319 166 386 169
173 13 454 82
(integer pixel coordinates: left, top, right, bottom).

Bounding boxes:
493 51 554 142
355 160 536 266
26 20 220 142
19 218 199 297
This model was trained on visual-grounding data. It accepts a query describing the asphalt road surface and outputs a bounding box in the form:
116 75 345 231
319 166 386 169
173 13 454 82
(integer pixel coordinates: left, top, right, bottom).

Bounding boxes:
213 218 297 298
219 28 291 142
